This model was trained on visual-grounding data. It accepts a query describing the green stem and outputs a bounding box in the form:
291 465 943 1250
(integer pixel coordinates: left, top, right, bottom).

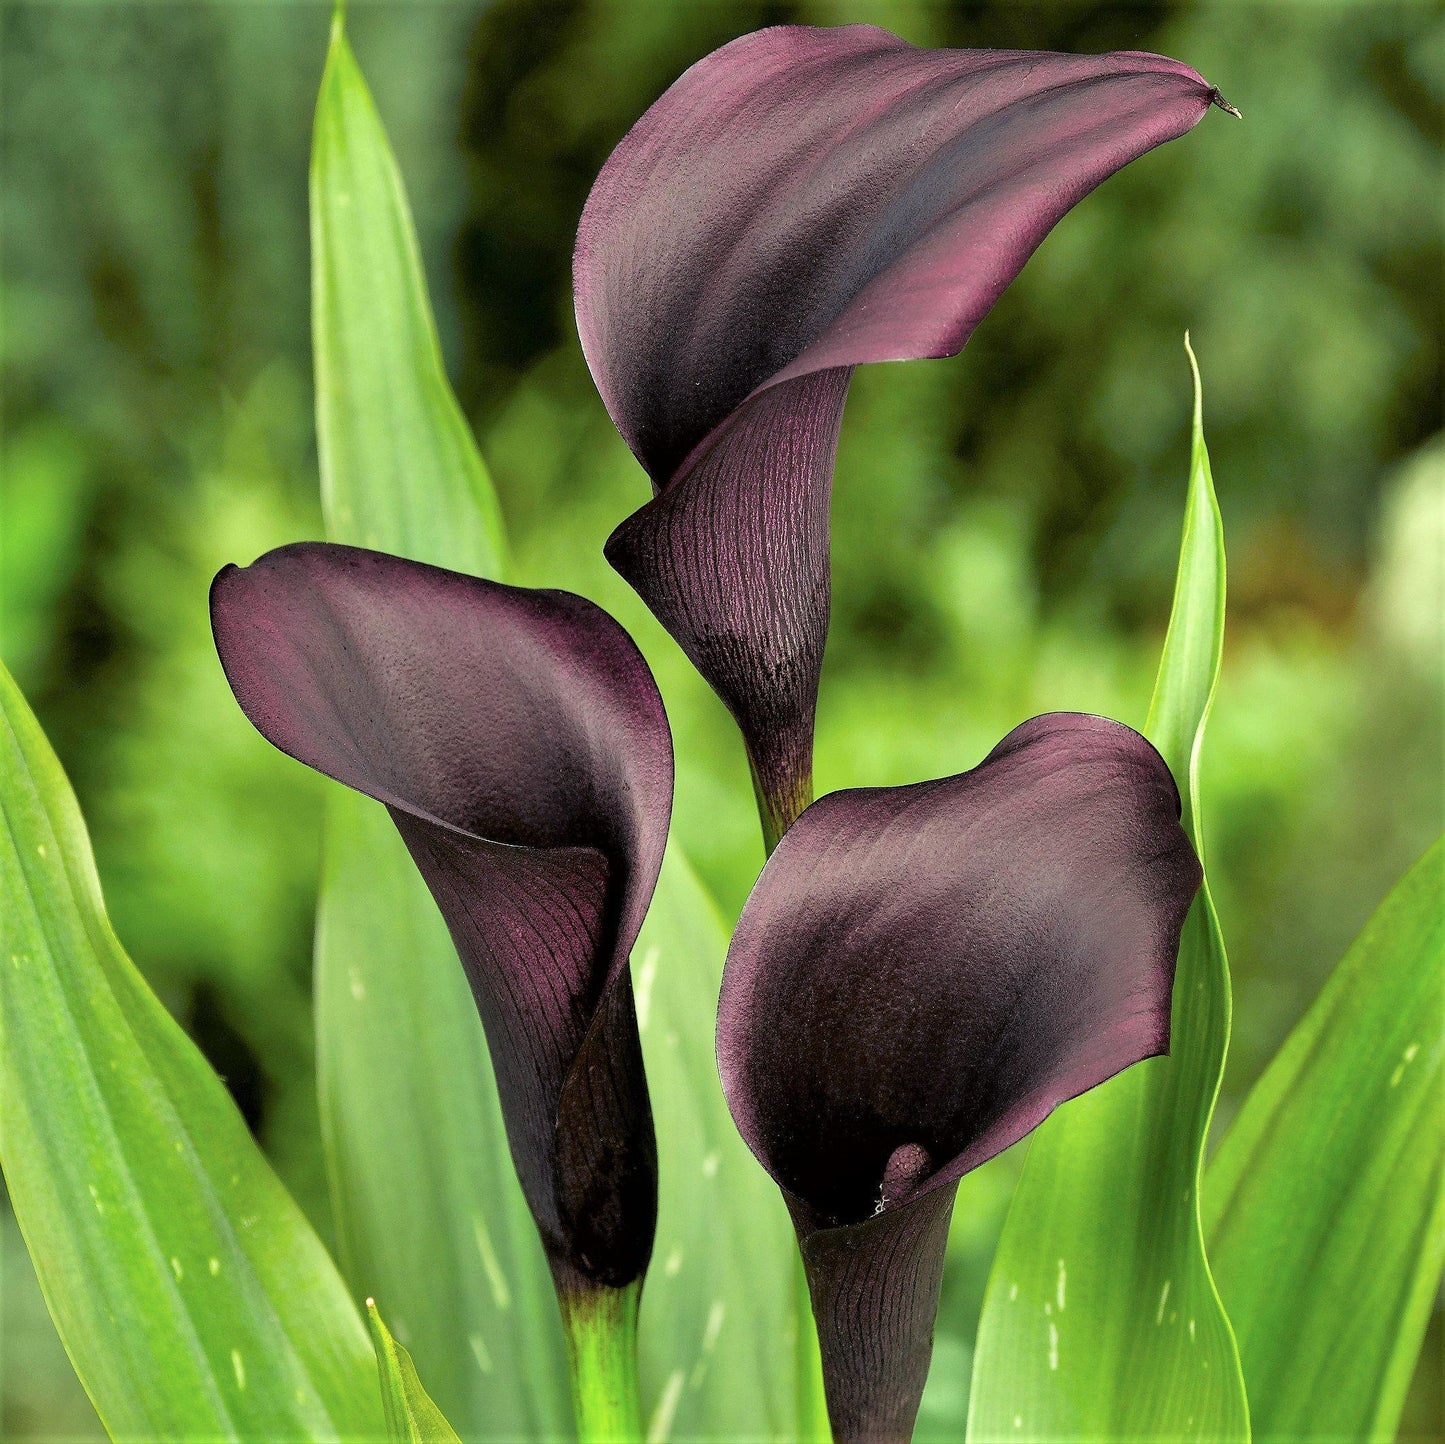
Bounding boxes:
558 1280 644 1444
749 771 831 1443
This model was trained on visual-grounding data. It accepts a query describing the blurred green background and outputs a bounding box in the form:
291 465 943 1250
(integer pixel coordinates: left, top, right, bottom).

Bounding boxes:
2 0 1440 1438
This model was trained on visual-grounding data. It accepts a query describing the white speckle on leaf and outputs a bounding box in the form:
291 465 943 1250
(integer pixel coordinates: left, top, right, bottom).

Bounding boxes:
663 1247 683 1278
688 1303 728 1392
231 1349 246 1390
1056 1260 1067 1312
1044 1301 1051 1316
1013 1416 1023 1430
1390 1042 1420 1087
634 947 660 1032
1189 1318 1196 1342
1155 1279 1171 1325
1008 1283 1019 1302
647 1370 685 1444
469 1332 493 1374
472 1213 511 1311
88 1184 104 1215
348 967 366 1002
1048 1321 1059 1371
701 1152 720 1180
36 844 46 858
702 1301 725 1353
209 1257 221 1276
170 1257 184 1281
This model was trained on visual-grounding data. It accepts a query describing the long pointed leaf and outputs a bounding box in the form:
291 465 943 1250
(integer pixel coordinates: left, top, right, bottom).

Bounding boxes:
309 13 569 1437
0 659 382 1441
967 338 1249 1440
311 11 505 572
369 1299 465 1444
1206 838 1445 1442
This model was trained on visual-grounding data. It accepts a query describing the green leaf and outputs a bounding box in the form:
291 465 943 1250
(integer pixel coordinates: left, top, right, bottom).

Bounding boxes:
369 1298 465 1444
967 337 1249 1440
1205 838 1445 1442
634 849 796 1441
311 9 506 575
309 13 569 1437
0 659 383 1441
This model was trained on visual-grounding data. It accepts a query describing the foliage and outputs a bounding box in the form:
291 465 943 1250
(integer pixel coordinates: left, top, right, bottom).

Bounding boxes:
0 659 382 1440
0 1 1440 1438
969 340 1246 1440
369 1301 465 1444
1206 838 1445 1443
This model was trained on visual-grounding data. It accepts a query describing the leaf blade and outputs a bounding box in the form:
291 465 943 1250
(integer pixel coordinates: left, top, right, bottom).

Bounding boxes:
310 10 506 575
634 848 796 1442
967 337 1249 1440
308 14 569 1437
369 1299 466 1444
0 659 383 1441
1205 838 1445 1442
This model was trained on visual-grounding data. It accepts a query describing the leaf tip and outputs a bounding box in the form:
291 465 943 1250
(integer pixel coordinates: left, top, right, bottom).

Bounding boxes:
364 1297 389 1351
1183 331 1204 434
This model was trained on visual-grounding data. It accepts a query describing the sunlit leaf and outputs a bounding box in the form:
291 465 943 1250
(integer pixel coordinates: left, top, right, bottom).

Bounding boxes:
0 659 382 1441
967 338 1249 1440
309 12 569 1437
1206 837 1445 1442
369 1299 465 1444
634 848 795 1441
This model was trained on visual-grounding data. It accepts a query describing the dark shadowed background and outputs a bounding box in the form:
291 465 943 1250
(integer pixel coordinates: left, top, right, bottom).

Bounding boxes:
3 0 1441 1437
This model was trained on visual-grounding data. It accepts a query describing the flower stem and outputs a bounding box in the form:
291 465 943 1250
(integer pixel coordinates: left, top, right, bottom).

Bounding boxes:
750 774 831 1442
558 1281 644 1444
750 760 815 857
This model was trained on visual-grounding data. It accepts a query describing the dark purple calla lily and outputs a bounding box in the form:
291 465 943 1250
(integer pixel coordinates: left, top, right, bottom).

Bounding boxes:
717 713 1202 1442
210 542 672 1297
575 25 1235 836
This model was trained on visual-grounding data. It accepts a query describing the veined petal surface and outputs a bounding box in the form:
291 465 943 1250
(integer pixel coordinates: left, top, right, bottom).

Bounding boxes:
577 26 1230 806
212 542 672 1291
718 713 1201 1439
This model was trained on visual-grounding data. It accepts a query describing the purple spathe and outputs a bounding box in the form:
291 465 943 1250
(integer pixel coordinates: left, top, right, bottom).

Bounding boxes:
211 541 672 1293
576 25 1232 822
717 713 1203 1440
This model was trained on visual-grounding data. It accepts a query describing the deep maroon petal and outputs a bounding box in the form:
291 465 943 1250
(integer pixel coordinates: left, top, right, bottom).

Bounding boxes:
577 26 1230 817
717 713 1202 1438
605 367 849 827
210 542 672 1290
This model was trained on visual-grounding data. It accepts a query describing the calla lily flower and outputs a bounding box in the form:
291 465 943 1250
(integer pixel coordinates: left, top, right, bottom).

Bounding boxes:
717 713 1202 1442
210 542 672 1298
575 25 1236 837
